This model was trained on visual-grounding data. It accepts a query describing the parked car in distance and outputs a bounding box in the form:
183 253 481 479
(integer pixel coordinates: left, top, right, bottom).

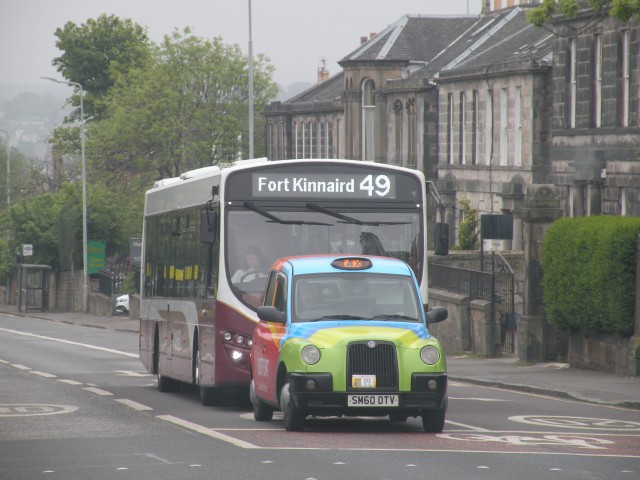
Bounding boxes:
115 294 129 314
250 255 448 432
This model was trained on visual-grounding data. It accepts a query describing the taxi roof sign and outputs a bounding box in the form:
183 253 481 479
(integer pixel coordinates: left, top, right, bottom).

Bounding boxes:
330 257 372 270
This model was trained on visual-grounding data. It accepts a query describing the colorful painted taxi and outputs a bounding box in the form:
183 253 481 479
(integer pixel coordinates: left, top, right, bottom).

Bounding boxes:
249 255 448 432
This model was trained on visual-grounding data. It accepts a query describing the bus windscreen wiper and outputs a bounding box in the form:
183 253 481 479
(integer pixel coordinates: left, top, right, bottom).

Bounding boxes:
243 202 332 226
306 202 409 226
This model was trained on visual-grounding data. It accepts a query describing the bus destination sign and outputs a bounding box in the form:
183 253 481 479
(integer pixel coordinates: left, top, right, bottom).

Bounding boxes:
252 173 396 199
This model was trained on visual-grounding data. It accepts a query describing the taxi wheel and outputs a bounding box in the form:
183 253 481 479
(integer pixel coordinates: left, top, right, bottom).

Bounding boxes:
250 380 273 421
281 381 305 431
422 398 447 433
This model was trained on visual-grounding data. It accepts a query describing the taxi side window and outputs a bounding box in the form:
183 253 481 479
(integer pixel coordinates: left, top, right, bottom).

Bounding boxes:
273 273 287 312
263 271 278 306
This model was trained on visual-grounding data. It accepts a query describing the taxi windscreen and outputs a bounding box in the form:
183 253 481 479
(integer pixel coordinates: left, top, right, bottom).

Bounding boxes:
293 273 421 323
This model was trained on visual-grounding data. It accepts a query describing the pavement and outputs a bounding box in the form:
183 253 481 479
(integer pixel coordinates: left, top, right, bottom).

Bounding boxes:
2 306 640 411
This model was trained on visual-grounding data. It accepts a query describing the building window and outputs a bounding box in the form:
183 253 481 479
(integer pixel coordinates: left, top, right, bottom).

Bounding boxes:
460 91 467 165
407 98 417 167
568 37 577 128
621 29 630 127
447 92 454 165
472 90 478 165
336 119 340 158
485 89 493 166
393 99 403 164
267 122 273 159
594 33 602 128
514 86 522 167
295 122 302 159
499 87 508 166
362 79 375 160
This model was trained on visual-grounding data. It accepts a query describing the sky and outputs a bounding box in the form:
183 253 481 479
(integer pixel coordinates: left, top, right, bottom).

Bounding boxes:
1 0 481 93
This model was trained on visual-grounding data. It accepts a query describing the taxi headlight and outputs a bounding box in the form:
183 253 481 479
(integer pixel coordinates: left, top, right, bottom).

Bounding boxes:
420 345 440 365
301 345 321 365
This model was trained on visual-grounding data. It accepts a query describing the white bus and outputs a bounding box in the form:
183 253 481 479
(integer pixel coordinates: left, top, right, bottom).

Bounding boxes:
139 158 429 405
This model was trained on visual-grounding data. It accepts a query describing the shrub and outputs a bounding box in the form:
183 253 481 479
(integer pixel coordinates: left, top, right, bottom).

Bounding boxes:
542 216 640 337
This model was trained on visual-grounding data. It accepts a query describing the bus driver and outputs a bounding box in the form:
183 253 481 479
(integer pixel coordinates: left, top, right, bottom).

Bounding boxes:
232 246 268 284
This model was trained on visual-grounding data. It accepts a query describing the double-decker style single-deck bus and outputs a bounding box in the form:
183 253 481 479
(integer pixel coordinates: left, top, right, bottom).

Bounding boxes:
139 158 429 405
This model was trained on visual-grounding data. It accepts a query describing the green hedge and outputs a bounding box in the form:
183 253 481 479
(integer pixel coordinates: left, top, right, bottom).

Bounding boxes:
542 216 640 337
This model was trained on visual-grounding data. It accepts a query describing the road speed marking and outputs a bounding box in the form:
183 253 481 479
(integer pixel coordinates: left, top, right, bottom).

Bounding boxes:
509 416 640 431
0 404 78 417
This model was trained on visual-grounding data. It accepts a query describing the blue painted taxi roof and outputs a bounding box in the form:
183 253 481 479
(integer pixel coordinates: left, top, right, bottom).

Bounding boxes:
279 255 413 277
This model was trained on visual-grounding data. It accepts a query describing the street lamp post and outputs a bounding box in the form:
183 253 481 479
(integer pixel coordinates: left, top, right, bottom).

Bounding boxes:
0 129 8 207
41 77 88 313
248 0 254 159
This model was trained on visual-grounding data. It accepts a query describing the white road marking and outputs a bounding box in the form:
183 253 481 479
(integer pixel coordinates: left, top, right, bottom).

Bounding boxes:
30 371 57 378
58 379 83 385
0 327 137 357
0 404 78 417
82 387 113 396
11 363 30 370
509 416 640 431
449 397 509 402
157 415 260 449
115 399 153 411
445 420 490 431
114 370 153 377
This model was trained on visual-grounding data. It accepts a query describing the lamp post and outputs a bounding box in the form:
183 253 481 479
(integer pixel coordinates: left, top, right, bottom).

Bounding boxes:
248 0 254 159
0 129 8 207
41 77 88 313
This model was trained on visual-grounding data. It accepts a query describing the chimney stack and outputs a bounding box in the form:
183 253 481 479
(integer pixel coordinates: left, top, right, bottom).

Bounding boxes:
317 58 330 83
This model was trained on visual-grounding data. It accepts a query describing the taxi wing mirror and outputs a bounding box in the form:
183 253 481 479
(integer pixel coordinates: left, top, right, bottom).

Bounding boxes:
257 306 286 324
425 306 448 324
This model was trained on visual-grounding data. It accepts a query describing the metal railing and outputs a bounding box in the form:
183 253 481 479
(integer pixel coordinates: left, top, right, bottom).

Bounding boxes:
97 264 129 297
429 263 514 310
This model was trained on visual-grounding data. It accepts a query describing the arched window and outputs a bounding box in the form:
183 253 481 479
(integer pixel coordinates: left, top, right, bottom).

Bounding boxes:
362 79 375 160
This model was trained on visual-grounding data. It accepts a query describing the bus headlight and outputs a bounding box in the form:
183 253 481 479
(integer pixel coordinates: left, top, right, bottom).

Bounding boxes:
231 350 243 362
301 345 321 365
420 345 440 365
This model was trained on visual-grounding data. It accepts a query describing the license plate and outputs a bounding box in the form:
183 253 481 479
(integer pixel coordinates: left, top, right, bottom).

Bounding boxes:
351 374 376 388
348 394 399 407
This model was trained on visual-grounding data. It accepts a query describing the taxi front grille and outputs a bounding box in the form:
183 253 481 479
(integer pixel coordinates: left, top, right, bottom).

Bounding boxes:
347 341 398 390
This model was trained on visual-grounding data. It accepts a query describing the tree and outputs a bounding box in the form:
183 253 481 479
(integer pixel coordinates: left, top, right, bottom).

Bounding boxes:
455 198 479 250
50 14 152 160
52 14 152 122
527 0 639 29
88 28 278 179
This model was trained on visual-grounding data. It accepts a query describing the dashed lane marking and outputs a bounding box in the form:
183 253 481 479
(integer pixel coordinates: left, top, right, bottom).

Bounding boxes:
115 399 153 411
82 387 113 396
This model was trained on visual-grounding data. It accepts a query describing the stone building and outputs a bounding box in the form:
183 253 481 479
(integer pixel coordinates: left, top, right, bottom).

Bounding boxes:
548 12 640 218
264 6 554 249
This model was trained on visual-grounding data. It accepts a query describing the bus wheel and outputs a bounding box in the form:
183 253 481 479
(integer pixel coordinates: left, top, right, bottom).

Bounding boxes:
280 380 305 431
200 386 222 406
157 373 177 392
250 379 273 421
